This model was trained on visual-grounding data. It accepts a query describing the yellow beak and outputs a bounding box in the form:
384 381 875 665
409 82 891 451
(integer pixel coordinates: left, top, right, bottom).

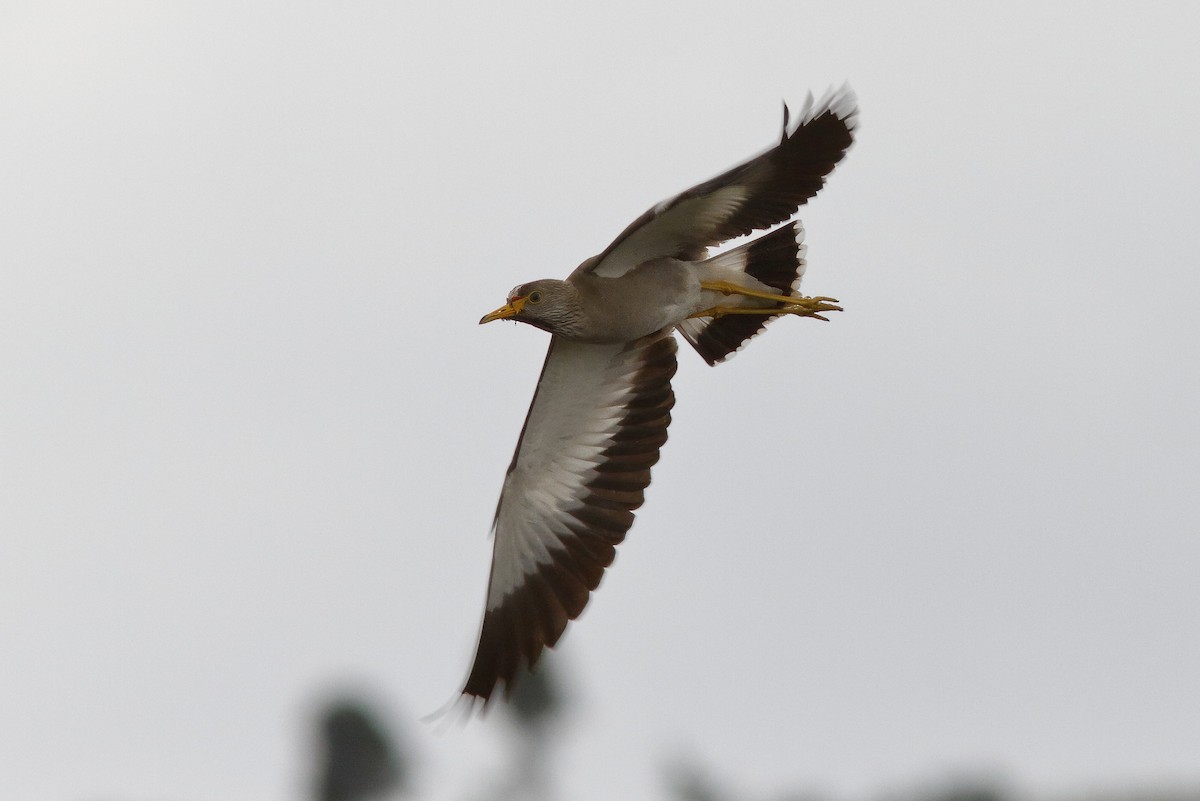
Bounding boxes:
479 295 527 324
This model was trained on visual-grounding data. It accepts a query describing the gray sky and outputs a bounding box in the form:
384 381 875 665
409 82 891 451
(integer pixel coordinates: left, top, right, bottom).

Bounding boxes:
3 2 1199 800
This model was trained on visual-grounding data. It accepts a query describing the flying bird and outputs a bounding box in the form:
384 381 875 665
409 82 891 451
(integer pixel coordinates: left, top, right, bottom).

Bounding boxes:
466 87 858 704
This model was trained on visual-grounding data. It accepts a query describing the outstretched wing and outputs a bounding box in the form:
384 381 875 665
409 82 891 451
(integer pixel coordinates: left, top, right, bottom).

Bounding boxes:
463 329 678 704
578 86 858 280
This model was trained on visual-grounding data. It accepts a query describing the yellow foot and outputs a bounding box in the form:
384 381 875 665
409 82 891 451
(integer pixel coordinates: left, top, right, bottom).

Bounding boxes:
779 296 843 321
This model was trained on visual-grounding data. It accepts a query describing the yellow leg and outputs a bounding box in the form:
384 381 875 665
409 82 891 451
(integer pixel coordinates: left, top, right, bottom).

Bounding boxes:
693 281 843 321
688 301 842 322
700 280 838 305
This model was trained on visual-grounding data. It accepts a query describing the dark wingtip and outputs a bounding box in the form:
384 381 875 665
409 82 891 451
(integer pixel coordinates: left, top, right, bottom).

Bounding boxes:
780 100 790 144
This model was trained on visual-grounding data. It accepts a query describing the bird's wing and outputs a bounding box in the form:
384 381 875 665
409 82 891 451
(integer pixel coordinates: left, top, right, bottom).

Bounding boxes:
463 329 678 704
577 86 858 280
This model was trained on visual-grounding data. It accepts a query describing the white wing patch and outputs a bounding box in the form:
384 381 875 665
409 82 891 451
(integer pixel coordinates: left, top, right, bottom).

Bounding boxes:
486 337 661 606
589 186 749 278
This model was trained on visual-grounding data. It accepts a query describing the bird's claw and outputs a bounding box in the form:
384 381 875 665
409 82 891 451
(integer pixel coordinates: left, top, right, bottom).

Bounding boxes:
779 295 843 320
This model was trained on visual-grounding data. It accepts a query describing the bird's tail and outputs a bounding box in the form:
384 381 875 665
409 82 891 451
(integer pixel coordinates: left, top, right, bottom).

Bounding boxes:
676 221 807 365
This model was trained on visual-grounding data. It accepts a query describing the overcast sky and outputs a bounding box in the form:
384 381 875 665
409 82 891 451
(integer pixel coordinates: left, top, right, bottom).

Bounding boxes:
3 3 1199 800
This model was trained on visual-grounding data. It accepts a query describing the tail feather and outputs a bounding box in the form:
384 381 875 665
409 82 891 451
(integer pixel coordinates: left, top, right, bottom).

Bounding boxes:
676 222 806 365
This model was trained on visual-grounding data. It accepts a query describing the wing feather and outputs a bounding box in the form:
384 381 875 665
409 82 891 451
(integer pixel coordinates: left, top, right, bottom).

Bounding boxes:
462 329 678 703
580 86 857 279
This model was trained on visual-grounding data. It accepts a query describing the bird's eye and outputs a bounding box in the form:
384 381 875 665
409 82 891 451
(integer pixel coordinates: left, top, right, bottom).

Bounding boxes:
528 290 543 304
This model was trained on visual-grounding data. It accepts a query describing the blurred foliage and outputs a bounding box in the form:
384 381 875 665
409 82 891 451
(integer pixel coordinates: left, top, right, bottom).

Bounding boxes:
300 669 1199 801
508 659 563 732
313 698 404 801
665 757 728 801
664 754 828 801
489 658 566 801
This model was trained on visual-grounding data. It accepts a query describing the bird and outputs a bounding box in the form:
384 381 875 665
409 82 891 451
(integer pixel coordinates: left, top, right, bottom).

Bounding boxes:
464 87 858 705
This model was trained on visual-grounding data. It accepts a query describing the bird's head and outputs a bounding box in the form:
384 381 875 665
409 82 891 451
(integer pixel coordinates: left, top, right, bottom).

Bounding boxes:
479 279 581 336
